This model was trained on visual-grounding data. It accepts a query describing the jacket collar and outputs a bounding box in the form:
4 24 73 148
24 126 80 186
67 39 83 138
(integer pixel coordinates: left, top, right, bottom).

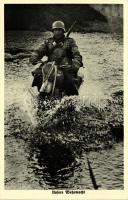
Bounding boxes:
53 35 65 43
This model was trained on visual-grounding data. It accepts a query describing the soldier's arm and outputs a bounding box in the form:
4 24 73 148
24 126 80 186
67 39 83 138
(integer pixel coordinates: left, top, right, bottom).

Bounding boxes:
70 38 83 72
29 40 48 65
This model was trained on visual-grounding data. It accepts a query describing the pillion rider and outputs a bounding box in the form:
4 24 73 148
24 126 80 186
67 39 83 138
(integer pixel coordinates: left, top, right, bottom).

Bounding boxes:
29 21 84 95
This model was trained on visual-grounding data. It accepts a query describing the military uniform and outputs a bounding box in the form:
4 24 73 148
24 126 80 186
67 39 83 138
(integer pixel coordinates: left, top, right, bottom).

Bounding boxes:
30 36 83 95
30 36 83 69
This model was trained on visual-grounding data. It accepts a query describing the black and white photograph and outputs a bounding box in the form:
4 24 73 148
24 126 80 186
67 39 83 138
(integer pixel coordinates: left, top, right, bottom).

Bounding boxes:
3 2 125 193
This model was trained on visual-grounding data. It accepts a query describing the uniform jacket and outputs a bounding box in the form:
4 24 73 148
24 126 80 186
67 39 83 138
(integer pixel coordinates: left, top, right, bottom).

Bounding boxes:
30 36 83 73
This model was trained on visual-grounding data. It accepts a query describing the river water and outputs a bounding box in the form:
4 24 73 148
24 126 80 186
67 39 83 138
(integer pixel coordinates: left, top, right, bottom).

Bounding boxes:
4 31 123 189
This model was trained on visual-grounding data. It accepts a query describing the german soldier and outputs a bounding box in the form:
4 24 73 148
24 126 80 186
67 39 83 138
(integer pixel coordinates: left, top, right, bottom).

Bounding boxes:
30 21 83 95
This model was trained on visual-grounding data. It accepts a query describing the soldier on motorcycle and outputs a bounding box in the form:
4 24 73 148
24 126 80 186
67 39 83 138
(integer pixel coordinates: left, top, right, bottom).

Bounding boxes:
29 21 83 96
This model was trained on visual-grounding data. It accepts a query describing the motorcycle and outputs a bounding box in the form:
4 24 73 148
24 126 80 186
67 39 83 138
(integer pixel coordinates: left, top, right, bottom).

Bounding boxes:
31 61 84 99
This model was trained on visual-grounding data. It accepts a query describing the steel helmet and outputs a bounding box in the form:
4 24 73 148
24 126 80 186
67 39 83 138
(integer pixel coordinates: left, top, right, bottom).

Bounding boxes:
52 21 66 32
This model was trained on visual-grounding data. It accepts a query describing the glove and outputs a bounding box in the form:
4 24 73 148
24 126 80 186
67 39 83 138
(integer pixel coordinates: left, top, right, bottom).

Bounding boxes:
72 59 81 73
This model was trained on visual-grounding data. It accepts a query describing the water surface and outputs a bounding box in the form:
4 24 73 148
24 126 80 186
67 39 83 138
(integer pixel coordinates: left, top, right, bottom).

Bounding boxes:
5 31 123 189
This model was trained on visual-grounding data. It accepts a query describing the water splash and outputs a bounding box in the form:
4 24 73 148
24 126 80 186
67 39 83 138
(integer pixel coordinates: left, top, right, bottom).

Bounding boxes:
21 88 38 127
29 90 123 157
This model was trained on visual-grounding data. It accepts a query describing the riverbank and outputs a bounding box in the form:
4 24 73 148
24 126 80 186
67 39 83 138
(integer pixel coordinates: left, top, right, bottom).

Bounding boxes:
5 5 123 34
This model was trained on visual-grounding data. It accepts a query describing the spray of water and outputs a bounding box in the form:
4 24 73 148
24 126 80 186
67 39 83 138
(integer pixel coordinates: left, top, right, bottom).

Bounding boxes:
21 88 38 127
